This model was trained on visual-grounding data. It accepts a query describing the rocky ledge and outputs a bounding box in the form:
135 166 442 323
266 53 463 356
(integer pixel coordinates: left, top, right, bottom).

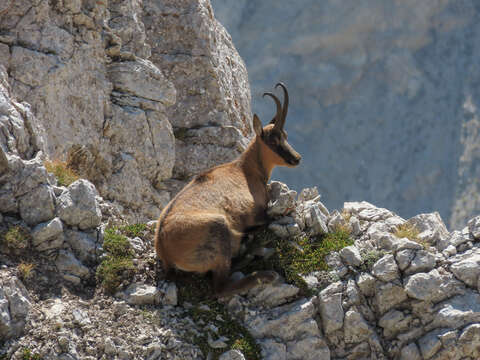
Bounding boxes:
1 180 480 360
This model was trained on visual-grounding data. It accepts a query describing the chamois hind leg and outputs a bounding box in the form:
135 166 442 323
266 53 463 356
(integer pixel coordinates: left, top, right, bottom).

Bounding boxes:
214 269 279 298
206 219 278 297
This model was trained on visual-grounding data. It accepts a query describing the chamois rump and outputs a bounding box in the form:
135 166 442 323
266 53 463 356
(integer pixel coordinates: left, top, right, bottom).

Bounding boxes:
154 83 301 298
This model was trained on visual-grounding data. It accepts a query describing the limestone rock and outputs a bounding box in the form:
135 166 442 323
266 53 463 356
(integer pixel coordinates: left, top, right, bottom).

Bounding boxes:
318 283 344 334
267 181 297 217
343 309 372 344
219 350 245 360
55 250 90 283
143 0 253 180
31 217 64 251
18 184 55 226
404 269 464 303
404 250 436 275
371 254 399 282
406 212 449 246
339 245 362 267
122 283 161 306
0 274 31 340
468 216 480 240
449 250 480 287
57 180 102 230
64 229 100 265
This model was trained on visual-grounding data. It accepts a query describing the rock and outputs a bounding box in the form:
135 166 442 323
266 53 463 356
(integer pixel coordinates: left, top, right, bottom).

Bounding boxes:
339 245 362 267
400 343 422 360
55 250 90 282
249 283 299 307
418 329 443 359
371 254 399 281
404 269 463 303
391 237 424 252
65 229 99 265
247 297 319 341
378 310 411 338
123 283 161 305
374 282 407 315
406 212 449 246
267 181 297 217
356 273 376 297
72 308 91 326
219 350 246 360
449 251 480 287
18 184 56 226
107 59 175 106
304 203 328 235
458 323 480 357
404 250 436 275
57 180 102 230
286 336 330 360
343 308 372 344
259 338 286 360
31 217 64 251
144 0 252 180
429 291 480 330
0 275 31 340
327 210 345 231
318 283 344 334
396 249 415 271
468 216 480 240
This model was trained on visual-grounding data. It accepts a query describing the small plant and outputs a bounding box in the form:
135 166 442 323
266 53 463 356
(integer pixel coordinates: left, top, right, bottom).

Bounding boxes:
188 302 261 360
22 348 42 360
359 249 385 271
393 223 431 250
1 225 30 252
44 160 79 187
119 223 148 238
96 228 135 294
394 223 420 241
18 262 35 281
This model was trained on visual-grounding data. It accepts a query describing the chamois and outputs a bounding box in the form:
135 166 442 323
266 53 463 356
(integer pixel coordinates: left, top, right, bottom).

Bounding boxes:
154 83 301 298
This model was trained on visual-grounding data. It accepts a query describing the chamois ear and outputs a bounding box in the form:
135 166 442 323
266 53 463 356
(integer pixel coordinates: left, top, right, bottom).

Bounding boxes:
253 114 263 136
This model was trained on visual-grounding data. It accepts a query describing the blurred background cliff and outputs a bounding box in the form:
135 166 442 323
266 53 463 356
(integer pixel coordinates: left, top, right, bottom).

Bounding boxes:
211 0 480 229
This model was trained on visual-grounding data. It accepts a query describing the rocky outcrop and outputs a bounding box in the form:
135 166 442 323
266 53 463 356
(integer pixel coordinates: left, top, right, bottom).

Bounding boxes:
211 0 480 229
225 184 480 360
143 0 252 180
0 0 252 222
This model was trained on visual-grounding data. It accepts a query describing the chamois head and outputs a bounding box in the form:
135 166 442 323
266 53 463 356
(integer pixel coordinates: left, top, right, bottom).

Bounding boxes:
253 83 302 167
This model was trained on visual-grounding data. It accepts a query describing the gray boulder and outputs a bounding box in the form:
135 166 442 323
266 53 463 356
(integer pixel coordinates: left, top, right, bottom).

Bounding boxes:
57 179 102 230
31 217 64 251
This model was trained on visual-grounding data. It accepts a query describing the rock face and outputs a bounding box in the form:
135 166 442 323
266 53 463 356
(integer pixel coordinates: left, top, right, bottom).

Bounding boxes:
143 0 252 180
211 0 480 229
0 0 252 222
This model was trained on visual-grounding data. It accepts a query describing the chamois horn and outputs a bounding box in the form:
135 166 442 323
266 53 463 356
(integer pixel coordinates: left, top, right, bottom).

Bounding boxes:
262 92 282 126
275 82 289 130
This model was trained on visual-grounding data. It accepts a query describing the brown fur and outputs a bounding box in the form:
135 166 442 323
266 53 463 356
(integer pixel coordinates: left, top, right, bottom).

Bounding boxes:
154 86 301 297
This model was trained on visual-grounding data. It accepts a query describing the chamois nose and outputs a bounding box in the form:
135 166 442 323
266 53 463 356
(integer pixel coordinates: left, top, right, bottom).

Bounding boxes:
290 154 301 166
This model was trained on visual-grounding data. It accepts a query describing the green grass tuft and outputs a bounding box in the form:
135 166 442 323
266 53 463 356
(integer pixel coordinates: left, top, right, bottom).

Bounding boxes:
244 228 354 293
44 160 79 187
359 249 386 272
118 223 148 238
22 348 42 360
96 227 135 294
1 225 30 252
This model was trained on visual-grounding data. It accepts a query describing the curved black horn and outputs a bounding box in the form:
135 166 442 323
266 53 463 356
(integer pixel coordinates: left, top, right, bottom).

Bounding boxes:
275 82 289 129
263 92 282 125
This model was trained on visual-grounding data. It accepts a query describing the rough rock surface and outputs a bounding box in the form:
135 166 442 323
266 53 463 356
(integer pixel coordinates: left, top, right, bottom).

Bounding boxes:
211 0 480 229
0 0 252 222
143 0 252 181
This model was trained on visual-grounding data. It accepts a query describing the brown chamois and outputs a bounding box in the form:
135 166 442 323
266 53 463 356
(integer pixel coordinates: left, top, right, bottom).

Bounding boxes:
154 83 301 298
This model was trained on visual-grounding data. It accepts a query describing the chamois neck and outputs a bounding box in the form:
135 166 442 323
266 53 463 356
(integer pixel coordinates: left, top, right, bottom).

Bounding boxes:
239 137 274 184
